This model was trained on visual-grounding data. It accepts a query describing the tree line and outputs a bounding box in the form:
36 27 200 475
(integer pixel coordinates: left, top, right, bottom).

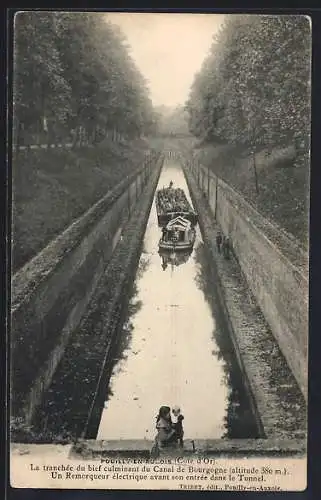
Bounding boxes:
185 15 311 158
13 12 158 149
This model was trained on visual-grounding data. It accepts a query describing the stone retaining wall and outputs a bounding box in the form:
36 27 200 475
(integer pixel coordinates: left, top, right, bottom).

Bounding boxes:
26 157 163 442
187 161 308 400
182 162 306 442
11 151 161 425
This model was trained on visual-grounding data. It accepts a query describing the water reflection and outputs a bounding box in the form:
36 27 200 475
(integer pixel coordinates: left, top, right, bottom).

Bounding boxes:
96 160 259 441
193 243 260 438
159 249 193 271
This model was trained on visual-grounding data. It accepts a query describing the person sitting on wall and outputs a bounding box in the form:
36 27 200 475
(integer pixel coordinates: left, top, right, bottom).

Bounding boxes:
172 405 184 448
155 406 177 448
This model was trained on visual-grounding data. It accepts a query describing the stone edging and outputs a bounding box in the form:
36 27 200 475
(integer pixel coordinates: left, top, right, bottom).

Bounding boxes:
11 159 154 314
182 163 307 442
68 438 306 459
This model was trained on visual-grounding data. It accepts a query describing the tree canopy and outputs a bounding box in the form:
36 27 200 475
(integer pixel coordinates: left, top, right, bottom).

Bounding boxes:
13 12 156 146
185 15 311 154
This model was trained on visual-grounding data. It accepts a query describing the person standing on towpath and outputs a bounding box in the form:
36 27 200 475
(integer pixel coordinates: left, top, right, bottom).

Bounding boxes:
222 236 231 260
216 231 223 253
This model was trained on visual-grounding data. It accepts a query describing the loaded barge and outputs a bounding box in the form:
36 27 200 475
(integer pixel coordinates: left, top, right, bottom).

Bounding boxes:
155 184 198 227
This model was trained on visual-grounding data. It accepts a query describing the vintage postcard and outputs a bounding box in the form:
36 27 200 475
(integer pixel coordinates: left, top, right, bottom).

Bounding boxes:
10 11 310 491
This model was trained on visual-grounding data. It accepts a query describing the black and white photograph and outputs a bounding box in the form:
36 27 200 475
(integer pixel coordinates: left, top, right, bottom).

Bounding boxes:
10 11 310 491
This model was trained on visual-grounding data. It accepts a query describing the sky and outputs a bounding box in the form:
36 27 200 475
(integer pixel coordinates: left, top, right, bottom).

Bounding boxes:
105 13 225 109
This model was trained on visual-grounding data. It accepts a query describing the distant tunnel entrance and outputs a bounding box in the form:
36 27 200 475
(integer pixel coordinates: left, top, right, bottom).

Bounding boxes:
162 150 182 161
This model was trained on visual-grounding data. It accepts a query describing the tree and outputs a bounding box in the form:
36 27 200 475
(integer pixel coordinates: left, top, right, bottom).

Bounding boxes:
13 12 156 149
185 15 311 156
14 12 71 147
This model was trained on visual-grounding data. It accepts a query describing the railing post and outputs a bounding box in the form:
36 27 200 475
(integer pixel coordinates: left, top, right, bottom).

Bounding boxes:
128 182 131 216
214 176 218 220
253 151 259 196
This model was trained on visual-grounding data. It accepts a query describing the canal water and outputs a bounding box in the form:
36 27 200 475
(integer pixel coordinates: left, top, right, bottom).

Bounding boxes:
96 158 259 441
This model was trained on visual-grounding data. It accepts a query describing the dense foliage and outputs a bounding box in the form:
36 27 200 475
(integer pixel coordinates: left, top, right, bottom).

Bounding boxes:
13 12 157 147
155 105 190 137
186 15 311 155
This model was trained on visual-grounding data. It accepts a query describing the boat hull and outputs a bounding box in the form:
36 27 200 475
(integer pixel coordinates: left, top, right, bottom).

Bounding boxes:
158 240 195 251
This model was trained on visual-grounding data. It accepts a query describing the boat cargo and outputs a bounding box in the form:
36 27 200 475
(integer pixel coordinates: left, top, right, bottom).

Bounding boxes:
155 186 198 226
158 215 196 252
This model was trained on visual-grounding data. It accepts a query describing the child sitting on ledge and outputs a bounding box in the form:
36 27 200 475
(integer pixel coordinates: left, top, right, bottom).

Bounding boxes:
172 405 184 447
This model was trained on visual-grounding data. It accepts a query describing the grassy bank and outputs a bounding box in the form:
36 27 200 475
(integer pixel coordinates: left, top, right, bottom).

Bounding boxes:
11 156 163 443
12 139 150 272
191 142 309 250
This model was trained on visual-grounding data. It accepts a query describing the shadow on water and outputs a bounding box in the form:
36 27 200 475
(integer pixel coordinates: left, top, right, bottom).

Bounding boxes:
29 258 147 443
193 242 261 439
83 273 146 439
103 276 145 398
97 252 156 404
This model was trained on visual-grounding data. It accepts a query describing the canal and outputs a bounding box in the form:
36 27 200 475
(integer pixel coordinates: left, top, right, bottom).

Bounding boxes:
96 158 260 441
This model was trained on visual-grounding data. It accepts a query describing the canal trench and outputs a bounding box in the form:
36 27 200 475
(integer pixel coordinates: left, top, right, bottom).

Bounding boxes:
95 157 261 441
